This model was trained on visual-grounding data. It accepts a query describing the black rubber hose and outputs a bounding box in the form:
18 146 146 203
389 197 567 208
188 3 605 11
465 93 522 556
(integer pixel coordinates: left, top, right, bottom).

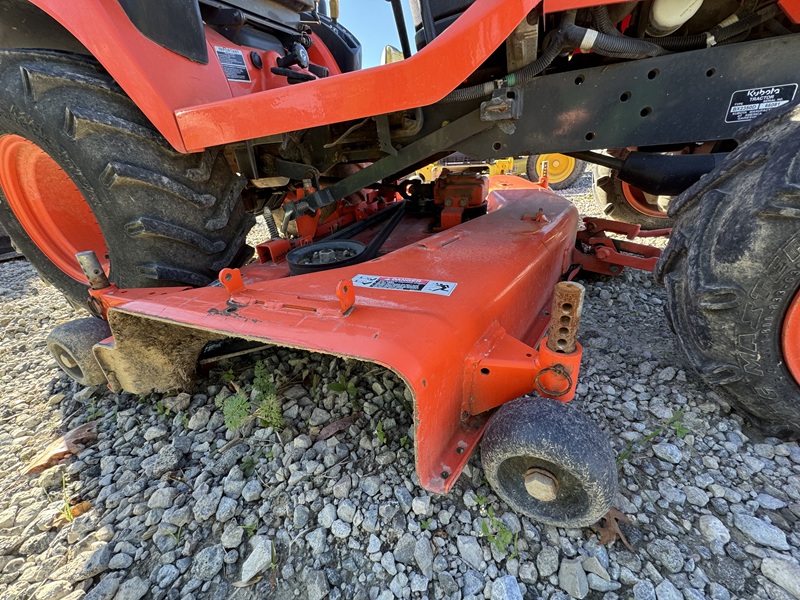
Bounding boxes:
591 6 622 36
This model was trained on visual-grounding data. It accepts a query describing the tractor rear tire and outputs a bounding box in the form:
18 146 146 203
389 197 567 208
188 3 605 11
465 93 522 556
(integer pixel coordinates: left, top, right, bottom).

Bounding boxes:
0 50 254 309
527 154 585 190
592 150 673 230
656 101 800 438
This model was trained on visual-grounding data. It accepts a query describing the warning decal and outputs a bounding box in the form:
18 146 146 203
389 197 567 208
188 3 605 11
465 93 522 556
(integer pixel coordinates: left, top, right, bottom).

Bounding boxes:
725 84 797 123
214 46 251 82
352 274 457 296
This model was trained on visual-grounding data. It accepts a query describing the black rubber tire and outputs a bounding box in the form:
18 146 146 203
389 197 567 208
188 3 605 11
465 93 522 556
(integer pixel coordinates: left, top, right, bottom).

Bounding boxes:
656 100 800 438
0 50 254 308
481 397 617 528
47 317 111 386
526 154 586 190
591 154 674 230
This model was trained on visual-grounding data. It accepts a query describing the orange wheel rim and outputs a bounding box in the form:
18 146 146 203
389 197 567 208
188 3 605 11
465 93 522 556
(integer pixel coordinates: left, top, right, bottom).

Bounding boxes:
782 290 800 385
0 135 107 282
621 181 669 219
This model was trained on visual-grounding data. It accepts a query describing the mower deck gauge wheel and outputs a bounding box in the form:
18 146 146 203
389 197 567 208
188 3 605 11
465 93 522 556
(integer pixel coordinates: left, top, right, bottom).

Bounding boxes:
481 397 617 528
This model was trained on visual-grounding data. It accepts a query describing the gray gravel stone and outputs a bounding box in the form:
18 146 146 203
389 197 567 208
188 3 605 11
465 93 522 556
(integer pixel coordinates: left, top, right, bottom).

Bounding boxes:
761 557 800 598
147 487 177 510
414 537 434 579
733 514 790 550
293 505 310 529
306 529 327 555
653 443 682 464
647 539 684 573
655 578 682 600
330 519 351 538
457 535 483 570
463 569 485 596
519 562 538 584
192 486 222 522
587 573 621 592
240 536 273 583
699 515 731 544
113 576 149 600
634 580 657 600
220 523 243 549
537 545 560 577
395 532 416 565
157 564 180 588
191 545 225 581
305 568 330 600
318 504 336 529
558 558 588 599
241 480 263 502
491 575 523 600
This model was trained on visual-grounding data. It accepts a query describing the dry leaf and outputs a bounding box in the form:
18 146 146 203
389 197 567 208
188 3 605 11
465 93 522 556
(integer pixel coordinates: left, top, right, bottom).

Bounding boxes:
232 576 263 588
317 413 361 441
70 501 92 518
23 421 98 474
591 507 634 552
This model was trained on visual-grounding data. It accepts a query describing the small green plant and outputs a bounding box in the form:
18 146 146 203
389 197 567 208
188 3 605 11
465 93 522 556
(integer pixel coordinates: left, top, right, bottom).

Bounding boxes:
474 495 488 507
420 518 432 531
216 391 251 432
241 447 265 478
617 408 687 464
480 506 518 558
672 417 690 439
375 420 386 445
311 373 320 399
399 435 410 449
86 399 103 421
58 474 74 523
155 400 171 417
253 362 282 429
328 373 357 397
167 524 183 546
242 522 258 537
221 368 236 383
179 413 189 429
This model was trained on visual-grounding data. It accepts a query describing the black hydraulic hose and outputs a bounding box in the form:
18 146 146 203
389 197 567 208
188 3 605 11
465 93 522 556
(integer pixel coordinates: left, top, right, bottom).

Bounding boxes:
568 151 623 171
442 12 667 103
640 4 781 50
591 6 622 36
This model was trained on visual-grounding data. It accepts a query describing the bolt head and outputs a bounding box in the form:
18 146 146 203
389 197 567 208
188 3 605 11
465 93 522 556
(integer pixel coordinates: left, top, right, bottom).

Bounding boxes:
524 468 558 501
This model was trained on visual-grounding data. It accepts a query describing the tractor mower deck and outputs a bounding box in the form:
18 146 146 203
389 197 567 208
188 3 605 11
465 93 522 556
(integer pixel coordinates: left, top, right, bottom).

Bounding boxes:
71 176 586 495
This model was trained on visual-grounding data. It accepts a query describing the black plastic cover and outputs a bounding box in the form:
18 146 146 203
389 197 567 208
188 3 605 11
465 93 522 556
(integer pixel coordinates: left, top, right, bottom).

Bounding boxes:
118 0 208 64
308 13 361 73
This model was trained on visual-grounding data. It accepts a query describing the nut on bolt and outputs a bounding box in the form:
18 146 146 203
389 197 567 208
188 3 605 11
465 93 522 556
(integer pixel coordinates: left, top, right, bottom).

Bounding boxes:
524 467 559 501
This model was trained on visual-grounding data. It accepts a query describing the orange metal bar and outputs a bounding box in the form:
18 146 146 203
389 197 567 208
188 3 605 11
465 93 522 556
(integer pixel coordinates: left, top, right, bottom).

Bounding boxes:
173 0 538 150
92 176 579 493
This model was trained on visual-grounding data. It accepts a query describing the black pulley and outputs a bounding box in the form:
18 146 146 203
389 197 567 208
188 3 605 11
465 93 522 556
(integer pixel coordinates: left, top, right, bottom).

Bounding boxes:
286 240 365 275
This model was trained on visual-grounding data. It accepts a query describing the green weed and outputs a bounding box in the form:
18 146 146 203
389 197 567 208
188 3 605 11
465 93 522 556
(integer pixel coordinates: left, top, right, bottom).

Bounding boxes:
617 408 687 464
216 391 251 432
375 420 386 445
328 374 357 397
480 506 518 558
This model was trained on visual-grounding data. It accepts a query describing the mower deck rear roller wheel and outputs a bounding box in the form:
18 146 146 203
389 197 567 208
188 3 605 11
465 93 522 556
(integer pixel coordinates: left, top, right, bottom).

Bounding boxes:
47 317 111 386
656 101 800 437
527 154 585 190
0 50 254 309
481 397 617 528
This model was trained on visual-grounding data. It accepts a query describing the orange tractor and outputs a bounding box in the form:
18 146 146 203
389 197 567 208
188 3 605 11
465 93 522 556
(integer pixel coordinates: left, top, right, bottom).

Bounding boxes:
0 0 798 527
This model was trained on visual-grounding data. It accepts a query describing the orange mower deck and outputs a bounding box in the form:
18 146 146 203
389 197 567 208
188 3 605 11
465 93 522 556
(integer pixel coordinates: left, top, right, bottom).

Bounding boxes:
86 176 583 494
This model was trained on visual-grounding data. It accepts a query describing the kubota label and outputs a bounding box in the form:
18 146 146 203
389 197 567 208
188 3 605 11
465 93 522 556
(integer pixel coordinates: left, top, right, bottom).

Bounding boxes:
352 275 457 296
725 84 797 123
214 46 251 82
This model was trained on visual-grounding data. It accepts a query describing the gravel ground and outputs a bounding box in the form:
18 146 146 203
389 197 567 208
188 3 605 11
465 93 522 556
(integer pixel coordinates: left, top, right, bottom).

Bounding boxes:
0 170 799 600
